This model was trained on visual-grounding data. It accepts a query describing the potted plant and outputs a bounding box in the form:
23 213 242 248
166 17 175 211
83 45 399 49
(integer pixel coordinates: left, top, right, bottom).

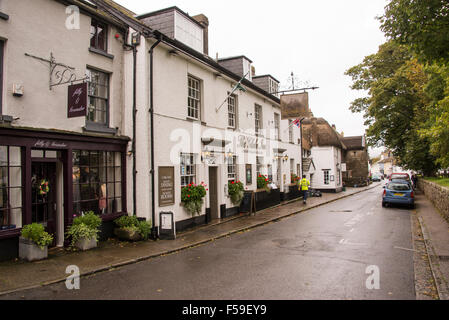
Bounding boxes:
228 180 244 206
181 182 207 215
113 215 152 241
65 211 102 251
19 223 54 261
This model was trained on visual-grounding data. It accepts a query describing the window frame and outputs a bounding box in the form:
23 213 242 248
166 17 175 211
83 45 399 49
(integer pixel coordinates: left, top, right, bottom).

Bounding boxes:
72 150 123 217
180 153 196 188
288 120 294 143
255 104 262 135
227 156 237 181
324 170 330 185
187 75 201 120
86 68 110 127
0 146 24 230
90 19 108 52
227 93 237 129
274 113 280 140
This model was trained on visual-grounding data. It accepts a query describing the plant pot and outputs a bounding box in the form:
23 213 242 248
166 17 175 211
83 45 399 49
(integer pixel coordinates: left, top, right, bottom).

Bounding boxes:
114 228 142 241
75 237 97 251
19 237 48 262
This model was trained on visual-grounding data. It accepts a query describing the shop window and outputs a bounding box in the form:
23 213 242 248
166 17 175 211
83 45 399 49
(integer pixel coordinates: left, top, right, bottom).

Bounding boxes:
0 146 23 230
187 76 201 120
90 19 107 52
227 156 237 181
180 153 196 187
72 150 122 217
86 68 109 126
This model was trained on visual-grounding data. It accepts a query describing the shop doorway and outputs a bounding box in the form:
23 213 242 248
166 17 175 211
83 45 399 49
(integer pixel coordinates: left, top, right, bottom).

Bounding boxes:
208 167 219 220
31 162 57 246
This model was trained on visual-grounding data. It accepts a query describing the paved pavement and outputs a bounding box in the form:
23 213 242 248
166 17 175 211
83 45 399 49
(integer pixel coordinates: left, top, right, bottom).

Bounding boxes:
0 183 416 299
0 183 380 296
414 188 449 300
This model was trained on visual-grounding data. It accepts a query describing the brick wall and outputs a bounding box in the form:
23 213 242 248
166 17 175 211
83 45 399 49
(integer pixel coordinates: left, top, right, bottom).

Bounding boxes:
418 179 449 222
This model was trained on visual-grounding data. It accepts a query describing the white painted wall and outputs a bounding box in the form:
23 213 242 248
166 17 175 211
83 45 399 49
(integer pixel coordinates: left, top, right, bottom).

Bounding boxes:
310 146 343 191
125 39 303 227
1 0 125 134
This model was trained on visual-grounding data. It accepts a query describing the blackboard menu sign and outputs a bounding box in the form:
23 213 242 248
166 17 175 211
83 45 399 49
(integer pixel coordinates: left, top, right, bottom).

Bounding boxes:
240 191 256 214
158 167 175 206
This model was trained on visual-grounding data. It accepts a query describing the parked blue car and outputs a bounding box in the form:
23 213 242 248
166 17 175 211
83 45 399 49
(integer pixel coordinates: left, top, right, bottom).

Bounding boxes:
382 181 415 209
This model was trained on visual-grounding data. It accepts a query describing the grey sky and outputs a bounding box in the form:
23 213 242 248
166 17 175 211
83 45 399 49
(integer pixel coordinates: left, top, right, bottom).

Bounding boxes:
115 0 388 156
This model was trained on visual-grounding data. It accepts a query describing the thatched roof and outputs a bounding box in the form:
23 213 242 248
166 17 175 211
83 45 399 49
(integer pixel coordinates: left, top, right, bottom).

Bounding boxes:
301 117 347 150
341 136 365 150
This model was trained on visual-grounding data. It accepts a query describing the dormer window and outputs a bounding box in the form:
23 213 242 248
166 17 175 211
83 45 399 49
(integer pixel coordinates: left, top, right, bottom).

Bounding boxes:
90 19 107 52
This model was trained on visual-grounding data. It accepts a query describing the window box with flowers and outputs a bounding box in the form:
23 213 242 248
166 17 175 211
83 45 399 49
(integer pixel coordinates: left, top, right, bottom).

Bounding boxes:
254 175 281 210
228 180 244 206
181 182 207 216
257 174 270 192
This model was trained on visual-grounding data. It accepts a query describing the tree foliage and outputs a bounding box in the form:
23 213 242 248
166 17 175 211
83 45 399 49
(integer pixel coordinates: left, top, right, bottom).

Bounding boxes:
380 0 449 63
345 41 439 175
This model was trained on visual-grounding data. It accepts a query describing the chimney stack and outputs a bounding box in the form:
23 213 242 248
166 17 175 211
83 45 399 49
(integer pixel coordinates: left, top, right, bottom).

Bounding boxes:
192 14 209 55
332 124 336 130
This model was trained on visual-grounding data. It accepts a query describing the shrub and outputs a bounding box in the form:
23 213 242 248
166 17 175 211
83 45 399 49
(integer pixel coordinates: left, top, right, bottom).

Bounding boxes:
72 211 102 230
114 215 139 229
21 223 54 250
66 211 102 248
228 180 244 205
114 215 152 240
65 223 99 247
291 174 300 184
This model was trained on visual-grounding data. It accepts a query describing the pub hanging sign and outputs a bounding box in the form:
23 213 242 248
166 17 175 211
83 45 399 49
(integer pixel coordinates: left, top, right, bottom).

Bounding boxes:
67 82 88 118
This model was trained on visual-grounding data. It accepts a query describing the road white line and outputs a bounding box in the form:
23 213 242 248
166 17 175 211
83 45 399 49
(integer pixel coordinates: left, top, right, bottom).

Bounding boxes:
349 228 354 233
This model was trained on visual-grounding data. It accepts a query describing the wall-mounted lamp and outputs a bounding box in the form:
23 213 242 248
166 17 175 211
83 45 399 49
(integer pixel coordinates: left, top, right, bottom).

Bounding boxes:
283 155 289 162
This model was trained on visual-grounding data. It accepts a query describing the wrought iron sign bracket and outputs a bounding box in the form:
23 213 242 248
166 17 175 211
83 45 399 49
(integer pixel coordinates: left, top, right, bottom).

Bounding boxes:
25 52 89 90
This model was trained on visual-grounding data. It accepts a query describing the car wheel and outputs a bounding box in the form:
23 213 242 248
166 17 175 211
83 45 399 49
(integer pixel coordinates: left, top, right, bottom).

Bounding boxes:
382 202 386 207
409 204 415 209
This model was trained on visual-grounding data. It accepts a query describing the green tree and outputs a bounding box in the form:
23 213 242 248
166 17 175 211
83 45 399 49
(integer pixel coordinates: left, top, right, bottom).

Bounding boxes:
345 41 439 175
379 0 449 63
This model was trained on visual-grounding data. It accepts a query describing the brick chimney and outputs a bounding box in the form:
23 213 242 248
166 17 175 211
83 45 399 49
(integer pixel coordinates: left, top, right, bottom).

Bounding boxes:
192 14 209 55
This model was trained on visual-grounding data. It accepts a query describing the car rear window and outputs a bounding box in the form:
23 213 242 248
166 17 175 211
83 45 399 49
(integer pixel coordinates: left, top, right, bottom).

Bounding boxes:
392 174 409 180
388 183 411 191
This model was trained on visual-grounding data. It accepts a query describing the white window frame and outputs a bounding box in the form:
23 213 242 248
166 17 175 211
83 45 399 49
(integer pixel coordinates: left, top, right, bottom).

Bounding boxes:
180 153 196 187
288 120 294 143
274 113 280 140
255 104 262 134
187 75 201 120
228 94 237 129
227 156 237 181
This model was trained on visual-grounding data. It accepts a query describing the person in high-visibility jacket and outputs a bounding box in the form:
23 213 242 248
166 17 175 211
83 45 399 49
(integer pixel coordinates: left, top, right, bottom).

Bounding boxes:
299 175 310 204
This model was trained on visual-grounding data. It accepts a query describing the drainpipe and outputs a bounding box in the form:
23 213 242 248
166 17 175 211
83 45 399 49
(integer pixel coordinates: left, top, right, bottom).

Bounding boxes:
300 117 305 179
132 44 138 216
149 36 162 240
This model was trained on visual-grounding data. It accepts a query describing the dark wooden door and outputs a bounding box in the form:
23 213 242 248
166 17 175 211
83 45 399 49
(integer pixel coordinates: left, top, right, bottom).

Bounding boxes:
31 162 57 246
208 167 219 220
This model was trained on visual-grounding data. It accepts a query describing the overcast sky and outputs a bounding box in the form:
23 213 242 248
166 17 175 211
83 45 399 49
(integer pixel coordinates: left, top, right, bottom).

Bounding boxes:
115 0 389 156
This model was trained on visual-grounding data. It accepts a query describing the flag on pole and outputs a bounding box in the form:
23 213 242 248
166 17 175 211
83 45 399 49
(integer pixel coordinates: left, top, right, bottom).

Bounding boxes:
215 71 249 112
292 118 300 128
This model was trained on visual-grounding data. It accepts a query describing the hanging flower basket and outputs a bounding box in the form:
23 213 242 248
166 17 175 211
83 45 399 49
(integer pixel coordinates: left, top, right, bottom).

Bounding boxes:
181 182 207 216
228 180 244 206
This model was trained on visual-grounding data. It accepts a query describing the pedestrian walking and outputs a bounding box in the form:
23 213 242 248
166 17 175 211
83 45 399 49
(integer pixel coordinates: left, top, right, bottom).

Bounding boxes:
299 175 310 204
412 174 418 190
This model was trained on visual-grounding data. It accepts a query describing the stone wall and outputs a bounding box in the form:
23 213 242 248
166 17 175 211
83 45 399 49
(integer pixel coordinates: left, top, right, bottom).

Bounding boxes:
418 179 449 222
